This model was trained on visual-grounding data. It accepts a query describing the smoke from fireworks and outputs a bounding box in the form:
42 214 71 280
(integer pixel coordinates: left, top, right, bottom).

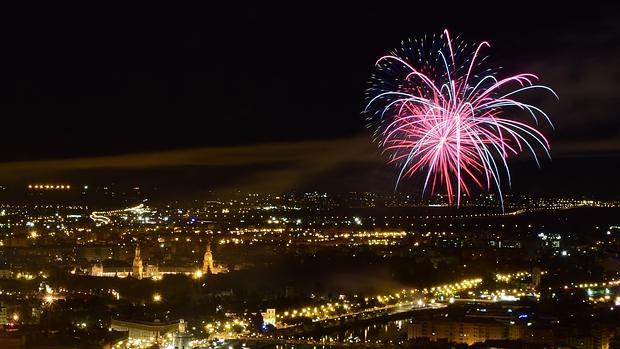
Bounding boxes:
364 29 557 207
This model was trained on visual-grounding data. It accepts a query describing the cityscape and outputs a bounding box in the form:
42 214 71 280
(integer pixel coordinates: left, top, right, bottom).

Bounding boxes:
1 2 619 349
0 189 619 348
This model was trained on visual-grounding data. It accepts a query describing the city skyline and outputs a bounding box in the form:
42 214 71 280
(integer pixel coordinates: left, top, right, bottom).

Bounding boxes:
0 2 618 349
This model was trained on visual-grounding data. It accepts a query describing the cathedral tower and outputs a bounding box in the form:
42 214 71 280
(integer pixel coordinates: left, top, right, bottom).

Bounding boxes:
202 242 214 274
132 244 144 279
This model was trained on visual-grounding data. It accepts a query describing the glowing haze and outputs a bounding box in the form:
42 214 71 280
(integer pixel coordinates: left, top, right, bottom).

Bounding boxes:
365 29 557 207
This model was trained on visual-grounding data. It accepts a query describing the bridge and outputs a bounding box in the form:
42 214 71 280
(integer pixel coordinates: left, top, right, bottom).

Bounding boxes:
275 302 444 336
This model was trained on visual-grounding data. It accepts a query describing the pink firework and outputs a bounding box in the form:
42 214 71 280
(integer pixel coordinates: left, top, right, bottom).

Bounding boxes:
365 29 557 207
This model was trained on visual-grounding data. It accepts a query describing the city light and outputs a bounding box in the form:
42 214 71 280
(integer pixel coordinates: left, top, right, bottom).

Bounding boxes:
0 4 615 349
28 184 72 190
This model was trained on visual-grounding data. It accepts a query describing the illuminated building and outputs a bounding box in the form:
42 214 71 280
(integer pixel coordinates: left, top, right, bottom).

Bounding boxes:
89 243 227 279
90 256 154 279
90 263 131 278
90 263 104 277
261 308 277 327
144 264 160 278
172 319 193 349
202 242 214 273
202 242 227 275
110 319 179 341
132 244 144 279
409 319 522 345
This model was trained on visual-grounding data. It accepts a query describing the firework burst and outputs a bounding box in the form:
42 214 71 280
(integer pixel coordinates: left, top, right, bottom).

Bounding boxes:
364 29 557 207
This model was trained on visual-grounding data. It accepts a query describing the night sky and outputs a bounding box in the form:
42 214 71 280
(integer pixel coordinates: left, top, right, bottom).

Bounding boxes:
0 2 618 198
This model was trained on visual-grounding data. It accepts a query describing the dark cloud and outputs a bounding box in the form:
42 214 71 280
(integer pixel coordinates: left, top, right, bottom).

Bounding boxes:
0 136 383 194
518 18 620 153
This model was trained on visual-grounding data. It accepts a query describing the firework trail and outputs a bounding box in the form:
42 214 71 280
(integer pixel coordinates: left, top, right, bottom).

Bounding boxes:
364 29 557 207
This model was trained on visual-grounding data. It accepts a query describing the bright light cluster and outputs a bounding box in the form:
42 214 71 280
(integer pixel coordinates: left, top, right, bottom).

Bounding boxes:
28 184 71 190
366 29 557 207
277 277 482 325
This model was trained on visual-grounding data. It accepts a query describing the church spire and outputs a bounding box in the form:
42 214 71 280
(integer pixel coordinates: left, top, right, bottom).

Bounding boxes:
132 243 143 279
203 241 215 274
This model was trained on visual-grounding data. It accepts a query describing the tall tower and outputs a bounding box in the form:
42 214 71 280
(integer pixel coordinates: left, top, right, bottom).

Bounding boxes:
132 244 143 279
202 242 214 274
173 319 193 349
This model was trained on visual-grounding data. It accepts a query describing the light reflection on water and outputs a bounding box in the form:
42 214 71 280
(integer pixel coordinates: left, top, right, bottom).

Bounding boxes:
269 319 409 349
203 319 411 349
313 319 407 343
